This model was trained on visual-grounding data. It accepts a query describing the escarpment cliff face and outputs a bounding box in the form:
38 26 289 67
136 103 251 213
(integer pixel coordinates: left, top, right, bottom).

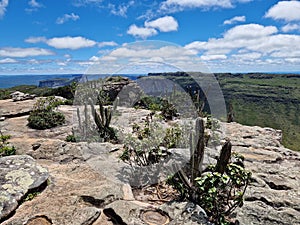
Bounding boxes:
0 98 299 225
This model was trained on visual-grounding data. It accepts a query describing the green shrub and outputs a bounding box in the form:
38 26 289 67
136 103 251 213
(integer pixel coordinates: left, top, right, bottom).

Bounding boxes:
27 96 65 130
134 96 178 120
160 99 177 120
28 111 65 130
0 131 16 157
168 152 251 225
163 125 182 148
65 134 77 142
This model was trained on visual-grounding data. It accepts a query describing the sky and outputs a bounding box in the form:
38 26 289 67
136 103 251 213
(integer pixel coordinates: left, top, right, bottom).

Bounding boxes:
1 0 300 74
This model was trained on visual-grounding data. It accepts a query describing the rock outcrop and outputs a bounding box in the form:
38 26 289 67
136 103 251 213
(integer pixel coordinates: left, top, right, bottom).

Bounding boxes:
10 91 36 102
0 98 299 225
225 123 300 225
0 155 49 222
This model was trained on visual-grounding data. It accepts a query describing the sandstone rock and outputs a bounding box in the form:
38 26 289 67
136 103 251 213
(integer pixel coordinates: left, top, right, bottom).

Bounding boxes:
0 155 49 222
10 91 36 102
160 201 213 225
0 99 36 118
2 161 133 225
1 97 299 225
224 122 300 225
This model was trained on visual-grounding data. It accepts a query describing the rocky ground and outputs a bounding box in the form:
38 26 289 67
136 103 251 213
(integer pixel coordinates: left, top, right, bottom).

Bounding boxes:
0 98 299 225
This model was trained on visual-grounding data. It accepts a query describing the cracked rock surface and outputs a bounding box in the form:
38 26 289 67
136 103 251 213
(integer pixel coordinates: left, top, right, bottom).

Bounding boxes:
0 99 299 225
0 155 49 222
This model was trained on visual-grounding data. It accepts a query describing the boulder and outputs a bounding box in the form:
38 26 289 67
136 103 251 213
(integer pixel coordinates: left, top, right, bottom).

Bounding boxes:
0 99 36 118
1 162 131 225
0 155 49 222
10 91 36 102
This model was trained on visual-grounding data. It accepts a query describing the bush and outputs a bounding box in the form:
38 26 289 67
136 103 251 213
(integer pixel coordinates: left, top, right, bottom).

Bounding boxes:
0 131 16 157
65 134 77 142
27 96 65 130
168 151 251 225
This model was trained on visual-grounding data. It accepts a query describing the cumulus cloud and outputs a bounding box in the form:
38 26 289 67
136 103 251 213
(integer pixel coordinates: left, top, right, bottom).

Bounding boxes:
185 24 280 54
25 36 97 50
0 47 54 57
145 16 178 32
84 43 205 75
232 52 262 60
127 16 179 39
281 23 300 32
223 15 246 25
98 41 118 48
185 22 300 68
25 36 47 43
56 13 80 24
0 0 8 18
127 24 158 39
109 45 196 60
0 58 17 64
201 54 227 60
265 1 300 22
223 23 278 40
46 36 96 49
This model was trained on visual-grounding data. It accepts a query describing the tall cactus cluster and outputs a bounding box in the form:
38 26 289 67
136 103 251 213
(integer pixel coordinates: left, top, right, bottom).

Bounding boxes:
169 116 251 225
76 96 119 142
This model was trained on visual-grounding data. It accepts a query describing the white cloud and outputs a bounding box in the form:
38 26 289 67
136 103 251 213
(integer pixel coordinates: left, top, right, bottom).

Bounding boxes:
201 54 227 60
265 1 300 22
109 45 196 59
232 52 262 60
25 36 98 50
84 43 209 75
281 23 300 32
28 0 42 8
223 15 246 25
185 22 300 70
109 1 134 17
98 41 118 48
56 13 80 24
26 0 43 12
236 0 252 2
73 0 103 7
145 16 178 32
0 47 54 57
46 36 97 50
160 0 233 12
0 58 17 64
25 36 47 43
127 24 158 39
224 23 278 40
0 0 8 18
89 56 100 61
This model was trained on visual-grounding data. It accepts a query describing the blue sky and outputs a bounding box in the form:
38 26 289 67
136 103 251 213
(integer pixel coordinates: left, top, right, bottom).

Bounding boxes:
1 0 300 74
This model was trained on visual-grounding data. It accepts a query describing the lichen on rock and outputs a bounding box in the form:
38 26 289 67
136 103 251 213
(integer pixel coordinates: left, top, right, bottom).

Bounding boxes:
0 155 49 222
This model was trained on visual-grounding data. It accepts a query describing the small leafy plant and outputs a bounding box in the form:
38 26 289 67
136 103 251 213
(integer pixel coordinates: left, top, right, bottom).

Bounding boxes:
65 134 77 142
0 130 16 157
195 157 251 224
27 96 65 130
168 140 251 225
120 121 168 166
